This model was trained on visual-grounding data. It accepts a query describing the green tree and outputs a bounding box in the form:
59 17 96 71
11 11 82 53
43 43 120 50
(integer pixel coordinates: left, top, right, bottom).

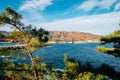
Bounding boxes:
24 25 49 43
96 30 120 79
0 7 49 80
64 54 81 79
96 30 120 57
0 33 5 38
63 55 112 80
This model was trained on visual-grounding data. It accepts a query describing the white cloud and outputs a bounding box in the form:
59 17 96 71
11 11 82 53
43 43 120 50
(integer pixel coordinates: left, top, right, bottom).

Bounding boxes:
78 0 97 11
78 0 117 11
18 0 53 25
99 0 116 9
19 0 53 11
115 2 120 11
21 10 44 24
37 12 120 35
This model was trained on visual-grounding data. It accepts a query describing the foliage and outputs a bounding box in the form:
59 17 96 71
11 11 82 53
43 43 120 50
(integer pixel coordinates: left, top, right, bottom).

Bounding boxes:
96 46 115 53
24 24 49 43
0 6 120 80
9 30 26 43
78 72 109 80
0 7 49 80
0 7 24 31
62 54 120 80
64 54 81 79
0 33 5 38
97 30 120 57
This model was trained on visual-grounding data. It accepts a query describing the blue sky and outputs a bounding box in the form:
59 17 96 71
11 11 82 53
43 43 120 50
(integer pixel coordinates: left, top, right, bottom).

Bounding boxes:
0 0 120 35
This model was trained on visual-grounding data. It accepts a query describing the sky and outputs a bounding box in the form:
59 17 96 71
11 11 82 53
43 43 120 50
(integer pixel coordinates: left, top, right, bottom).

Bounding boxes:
0 0 120 35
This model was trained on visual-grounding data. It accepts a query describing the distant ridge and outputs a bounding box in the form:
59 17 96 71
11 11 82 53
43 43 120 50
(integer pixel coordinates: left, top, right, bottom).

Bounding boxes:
0 30 100 43
49 31 100 43
0 30 9 35
0 30 9 34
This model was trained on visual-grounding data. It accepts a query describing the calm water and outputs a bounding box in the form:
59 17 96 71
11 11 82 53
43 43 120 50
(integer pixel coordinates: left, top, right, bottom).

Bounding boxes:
0 42 120 71
0 42 17 47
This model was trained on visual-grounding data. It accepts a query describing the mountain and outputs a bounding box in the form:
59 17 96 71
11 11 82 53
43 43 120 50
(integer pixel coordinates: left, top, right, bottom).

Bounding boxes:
0 30 9 35
0 30 9 38
0 30 100 43
49 31 100 43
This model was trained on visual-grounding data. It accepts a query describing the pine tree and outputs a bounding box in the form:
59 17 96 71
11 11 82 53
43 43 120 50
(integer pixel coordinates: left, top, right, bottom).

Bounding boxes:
0 7 49 80
96 30 120 57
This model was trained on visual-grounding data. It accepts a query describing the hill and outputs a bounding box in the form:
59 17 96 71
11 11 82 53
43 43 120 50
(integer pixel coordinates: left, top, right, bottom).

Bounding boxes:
0 30 100 43
49 31 100 43
0 30 9 35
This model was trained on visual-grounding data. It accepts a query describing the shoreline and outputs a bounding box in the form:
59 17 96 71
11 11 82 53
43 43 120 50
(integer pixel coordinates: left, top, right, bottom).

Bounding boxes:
47 41 100 44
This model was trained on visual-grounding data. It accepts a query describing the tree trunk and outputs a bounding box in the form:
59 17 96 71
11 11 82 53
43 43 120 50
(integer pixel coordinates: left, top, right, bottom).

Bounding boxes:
28 51 38 80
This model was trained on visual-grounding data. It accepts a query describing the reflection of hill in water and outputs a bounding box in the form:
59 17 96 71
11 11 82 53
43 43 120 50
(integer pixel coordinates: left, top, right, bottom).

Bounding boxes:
34 43 120 72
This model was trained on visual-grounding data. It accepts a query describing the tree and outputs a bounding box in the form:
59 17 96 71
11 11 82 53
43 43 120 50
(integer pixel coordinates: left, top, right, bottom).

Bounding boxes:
0 7 24 31
64 54 80 79
0 33 5 40
0 7 49 80
63 54 112 80
24 25 49 43
96 30 120 57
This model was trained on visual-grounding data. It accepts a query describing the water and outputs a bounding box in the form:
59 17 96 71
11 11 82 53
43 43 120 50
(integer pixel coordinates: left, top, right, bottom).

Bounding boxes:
0 42 17 47
0 42 29 64
34 43 120 71
0 42 120 72
0 42 26 47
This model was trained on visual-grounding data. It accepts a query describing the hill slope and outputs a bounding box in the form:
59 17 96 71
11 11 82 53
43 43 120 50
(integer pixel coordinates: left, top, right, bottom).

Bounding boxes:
0 30 100 43
49 31 100 43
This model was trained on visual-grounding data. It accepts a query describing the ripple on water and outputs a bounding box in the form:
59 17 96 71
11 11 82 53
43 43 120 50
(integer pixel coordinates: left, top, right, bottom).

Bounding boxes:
33 43 120 72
